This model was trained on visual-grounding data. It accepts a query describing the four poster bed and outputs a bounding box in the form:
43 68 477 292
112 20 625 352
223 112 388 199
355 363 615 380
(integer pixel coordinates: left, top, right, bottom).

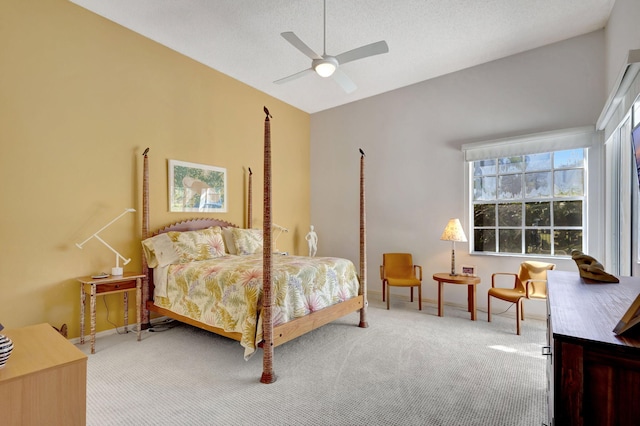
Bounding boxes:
139 107 368 382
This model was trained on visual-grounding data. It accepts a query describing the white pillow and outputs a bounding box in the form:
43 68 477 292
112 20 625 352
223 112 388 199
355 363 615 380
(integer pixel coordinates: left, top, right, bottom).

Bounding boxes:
141 233 179 268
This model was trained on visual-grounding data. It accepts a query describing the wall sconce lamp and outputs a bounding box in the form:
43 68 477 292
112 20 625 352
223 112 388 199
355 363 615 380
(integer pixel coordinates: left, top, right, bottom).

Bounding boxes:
76 208 135 276
440 218 467 276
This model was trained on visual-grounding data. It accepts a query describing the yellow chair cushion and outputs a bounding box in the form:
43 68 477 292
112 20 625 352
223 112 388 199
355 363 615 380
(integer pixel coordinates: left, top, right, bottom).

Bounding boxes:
488 287 525 303
386 277 420 287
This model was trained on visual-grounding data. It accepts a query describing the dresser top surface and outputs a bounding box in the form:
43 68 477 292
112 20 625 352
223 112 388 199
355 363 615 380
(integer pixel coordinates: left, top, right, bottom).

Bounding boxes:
548 270 640 348
0 323 86 381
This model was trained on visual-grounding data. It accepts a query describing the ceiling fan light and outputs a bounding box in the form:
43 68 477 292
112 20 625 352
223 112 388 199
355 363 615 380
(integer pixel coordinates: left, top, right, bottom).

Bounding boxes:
315 61 336 77
313 57 339 77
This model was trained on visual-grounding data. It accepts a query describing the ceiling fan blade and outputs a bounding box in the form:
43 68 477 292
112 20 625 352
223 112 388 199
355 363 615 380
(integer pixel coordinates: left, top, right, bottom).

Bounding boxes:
335 40 389 65
274 68 314 85
281 32 323 60
332 69 357 94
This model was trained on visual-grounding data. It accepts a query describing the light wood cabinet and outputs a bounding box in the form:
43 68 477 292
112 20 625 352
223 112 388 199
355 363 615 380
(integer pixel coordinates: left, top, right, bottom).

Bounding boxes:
546 271 640 426
0 323 88 426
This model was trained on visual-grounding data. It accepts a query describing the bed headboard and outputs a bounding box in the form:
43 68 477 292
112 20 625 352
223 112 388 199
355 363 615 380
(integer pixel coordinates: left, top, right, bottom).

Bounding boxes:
153 218 240 235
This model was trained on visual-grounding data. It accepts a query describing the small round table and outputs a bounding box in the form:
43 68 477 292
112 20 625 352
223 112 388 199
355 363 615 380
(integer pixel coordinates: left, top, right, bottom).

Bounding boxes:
432 273 482 320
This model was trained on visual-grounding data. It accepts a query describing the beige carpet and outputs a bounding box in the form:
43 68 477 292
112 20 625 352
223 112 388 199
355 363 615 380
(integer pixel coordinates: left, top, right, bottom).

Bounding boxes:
81 299 547 425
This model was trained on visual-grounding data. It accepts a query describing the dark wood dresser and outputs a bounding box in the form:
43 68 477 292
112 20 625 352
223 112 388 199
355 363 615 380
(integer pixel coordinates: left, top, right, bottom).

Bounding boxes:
546 270 640 426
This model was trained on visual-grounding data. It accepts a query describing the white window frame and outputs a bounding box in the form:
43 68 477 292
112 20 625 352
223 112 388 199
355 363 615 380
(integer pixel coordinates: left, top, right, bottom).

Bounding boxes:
462 126 596 258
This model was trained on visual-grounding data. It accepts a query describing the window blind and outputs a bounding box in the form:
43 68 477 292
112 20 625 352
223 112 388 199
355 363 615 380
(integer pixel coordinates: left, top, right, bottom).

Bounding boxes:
461 126 597 162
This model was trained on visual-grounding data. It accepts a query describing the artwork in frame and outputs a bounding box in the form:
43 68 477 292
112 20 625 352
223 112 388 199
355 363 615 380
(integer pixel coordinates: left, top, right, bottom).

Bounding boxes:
461 265 476 277
168 160 227 213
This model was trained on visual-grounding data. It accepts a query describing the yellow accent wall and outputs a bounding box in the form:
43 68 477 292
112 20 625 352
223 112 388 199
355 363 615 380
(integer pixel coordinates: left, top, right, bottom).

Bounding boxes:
0 0 310 337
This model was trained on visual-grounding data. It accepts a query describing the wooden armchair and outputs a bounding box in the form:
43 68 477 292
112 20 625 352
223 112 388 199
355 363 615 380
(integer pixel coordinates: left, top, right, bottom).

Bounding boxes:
488 260 556 335
380 253 422 310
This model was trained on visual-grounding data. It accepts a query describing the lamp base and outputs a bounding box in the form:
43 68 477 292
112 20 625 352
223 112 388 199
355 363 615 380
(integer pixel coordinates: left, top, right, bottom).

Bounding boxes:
111 267 123 276
450 248 457 276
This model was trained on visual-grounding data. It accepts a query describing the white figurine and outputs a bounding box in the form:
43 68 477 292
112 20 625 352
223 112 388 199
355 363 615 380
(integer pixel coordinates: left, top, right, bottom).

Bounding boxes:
305 225 318 257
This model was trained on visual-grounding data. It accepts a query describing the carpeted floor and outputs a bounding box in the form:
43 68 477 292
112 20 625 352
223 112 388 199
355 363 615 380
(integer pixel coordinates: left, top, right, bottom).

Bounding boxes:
81 299 548 425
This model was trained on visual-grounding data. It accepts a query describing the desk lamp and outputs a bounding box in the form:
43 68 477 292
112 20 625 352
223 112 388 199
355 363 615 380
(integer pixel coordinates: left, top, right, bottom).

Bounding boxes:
440 218 467 276
272 223 288 254
76 208 135 276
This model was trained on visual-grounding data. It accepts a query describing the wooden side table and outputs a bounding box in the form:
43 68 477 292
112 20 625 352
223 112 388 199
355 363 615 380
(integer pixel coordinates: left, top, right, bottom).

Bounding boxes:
0 323 87 425
77 272 145 354
432 273 481 320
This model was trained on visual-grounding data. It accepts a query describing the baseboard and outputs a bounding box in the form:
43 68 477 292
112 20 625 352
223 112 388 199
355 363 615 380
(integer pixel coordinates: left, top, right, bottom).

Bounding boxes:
367 290 546 321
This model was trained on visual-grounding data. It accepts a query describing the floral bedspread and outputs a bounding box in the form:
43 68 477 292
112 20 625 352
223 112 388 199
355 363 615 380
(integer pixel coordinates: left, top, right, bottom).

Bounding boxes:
153 254 360 359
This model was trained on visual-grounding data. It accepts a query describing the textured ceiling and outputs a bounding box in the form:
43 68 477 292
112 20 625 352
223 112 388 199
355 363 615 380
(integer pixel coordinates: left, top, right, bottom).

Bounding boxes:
69 0 615 114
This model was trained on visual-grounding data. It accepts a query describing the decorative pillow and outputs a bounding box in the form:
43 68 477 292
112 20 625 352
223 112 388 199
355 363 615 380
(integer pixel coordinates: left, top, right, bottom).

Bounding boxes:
141 226 226 267
222 227 237 255
169 226 226 263
231 228 263 255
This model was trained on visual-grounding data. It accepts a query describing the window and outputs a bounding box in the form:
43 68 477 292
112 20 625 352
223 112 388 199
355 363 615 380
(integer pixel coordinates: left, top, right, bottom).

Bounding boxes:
605 96 640 275
471 148 586 256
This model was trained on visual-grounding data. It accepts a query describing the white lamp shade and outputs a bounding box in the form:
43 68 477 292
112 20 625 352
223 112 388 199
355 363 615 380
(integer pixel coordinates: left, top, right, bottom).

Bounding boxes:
440 218 468 242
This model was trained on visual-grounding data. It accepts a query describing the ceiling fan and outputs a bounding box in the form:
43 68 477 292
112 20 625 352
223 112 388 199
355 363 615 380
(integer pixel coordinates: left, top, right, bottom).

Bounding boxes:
274 0 389 94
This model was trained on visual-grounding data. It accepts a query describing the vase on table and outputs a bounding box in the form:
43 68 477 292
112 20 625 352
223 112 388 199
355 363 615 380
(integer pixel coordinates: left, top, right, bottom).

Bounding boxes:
0 323 13 369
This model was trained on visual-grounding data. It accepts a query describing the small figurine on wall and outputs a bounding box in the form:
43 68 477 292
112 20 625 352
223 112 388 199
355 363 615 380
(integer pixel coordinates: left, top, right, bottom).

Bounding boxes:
306 225 318 257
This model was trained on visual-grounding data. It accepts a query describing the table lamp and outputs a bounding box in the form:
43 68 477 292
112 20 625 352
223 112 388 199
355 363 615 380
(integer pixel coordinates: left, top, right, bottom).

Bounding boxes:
76 208 135 276
440 218 467 276
272 223 288 253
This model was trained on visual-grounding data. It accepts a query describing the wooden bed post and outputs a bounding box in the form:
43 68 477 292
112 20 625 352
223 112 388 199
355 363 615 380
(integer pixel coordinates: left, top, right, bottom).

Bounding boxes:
260 107 276 384
248 167 253 229
359 148 369 328
141 147 151 328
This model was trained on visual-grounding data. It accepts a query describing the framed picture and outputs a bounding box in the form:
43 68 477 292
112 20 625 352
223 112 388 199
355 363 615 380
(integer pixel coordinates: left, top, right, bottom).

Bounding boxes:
461 265 476 277
168 160 227 213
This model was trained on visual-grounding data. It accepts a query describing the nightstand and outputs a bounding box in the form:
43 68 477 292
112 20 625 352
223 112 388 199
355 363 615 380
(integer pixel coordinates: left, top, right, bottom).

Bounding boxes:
77 272 145 354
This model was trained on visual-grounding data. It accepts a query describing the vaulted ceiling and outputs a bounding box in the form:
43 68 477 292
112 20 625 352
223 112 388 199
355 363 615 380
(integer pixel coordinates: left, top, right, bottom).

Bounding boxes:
70 0 615 113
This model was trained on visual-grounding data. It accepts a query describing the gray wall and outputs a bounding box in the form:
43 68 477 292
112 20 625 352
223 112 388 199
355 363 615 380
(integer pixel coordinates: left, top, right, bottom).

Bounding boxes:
310 30 606 319
605 0 640 94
